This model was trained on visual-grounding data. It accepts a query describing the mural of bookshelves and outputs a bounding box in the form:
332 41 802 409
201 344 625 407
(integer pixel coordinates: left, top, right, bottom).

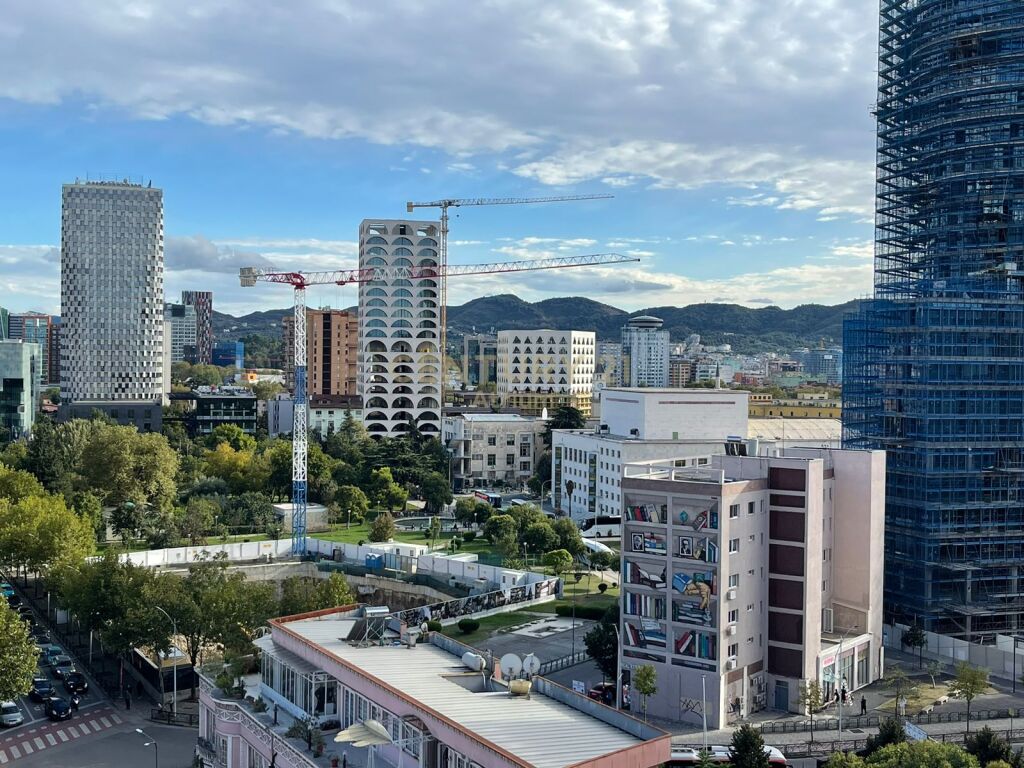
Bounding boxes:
673 628 718 661
625 503 667 523
624 560 667 589
625 592 667 620
624 617 667 649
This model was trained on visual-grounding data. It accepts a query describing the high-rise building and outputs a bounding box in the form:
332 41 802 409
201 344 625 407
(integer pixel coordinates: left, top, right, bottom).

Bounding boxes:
844 0 1024 639
181 290 213 364
621 315 669 387
60 180 164 431
163 302 197 363
7 313 56 386
462 333 497 388
357 219 442 439
283 308 358 396
0 341 42 438
212 340 244 369
595 340 623 389
496 329 595 417
619 448 884 727
0 307 8 341
668 358 693 388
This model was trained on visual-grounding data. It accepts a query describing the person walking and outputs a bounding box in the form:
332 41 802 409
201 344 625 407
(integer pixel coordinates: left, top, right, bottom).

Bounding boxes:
860 695 867 716
124 689 132 710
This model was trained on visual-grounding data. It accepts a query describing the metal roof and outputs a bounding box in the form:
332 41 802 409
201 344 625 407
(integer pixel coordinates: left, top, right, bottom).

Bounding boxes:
747 418 841 441
280 618 645 768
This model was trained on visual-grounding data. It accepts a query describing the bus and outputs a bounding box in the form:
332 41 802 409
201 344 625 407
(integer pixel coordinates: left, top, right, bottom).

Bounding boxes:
666 746 788 768
579 514 622 539
473 490 502 509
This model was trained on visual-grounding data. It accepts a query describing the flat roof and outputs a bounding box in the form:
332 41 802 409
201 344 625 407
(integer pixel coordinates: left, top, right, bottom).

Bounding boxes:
747 418 841 441
603 387 750 395
278 617 645 768
459 413 538 422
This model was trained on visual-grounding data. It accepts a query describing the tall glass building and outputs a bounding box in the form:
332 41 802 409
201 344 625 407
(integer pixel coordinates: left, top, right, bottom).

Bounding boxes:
844 1 1024 639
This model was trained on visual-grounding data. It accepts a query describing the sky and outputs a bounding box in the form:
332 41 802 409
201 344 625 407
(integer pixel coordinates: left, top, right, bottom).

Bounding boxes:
0 0 880 317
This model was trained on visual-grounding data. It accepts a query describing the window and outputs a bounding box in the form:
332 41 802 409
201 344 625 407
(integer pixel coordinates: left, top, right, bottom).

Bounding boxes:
729 573 740 588
728 643 739 658
506 434 515 445
748 501 756 515
487 454 496 467
729 538 739 553
728 609 738 623
519 443 530 457
472 453 483 461
506 453 515 466
746 603 754 612
487 435 496 446
729 504 739 519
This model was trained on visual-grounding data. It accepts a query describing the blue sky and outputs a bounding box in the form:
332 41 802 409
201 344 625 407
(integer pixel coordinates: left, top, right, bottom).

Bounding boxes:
0 0 879 316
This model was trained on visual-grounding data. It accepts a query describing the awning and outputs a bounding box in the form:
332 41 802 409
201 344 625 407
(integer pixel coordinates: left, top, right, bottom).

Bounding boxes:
334 719 392 747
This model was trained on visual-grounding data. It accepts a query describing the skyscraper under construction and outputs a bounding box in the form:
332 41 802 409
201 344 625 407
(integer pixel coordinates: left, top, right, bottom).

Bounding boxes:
844 0 1024 639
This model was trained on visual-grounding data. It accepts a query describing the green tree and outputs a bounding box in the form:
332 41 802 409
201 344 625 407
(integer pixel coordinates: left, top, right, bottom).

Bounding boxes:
333 485 369 528
902 624 927 668
925 659 944 690
528 449 551 496
142 506 180 549
251 381 284 401
483 514 517 543
207 424 257 452
454 497 478 527
279 573 355 616
0 603 38 701
729 724 769 768
798 679 824 741
428 515 443 549
1 493 96 579
824 753 866 768
109 501 144 547
633 664 658 722
368 511 396 543
884 664 917 706
81 425 179 511
0 464 44 502
948 662 989 731
224 491 274 532
551 516 585 557
420 471 452 514
543 406 586 447
964 727 1011 767
204 443 266 495
180 497 218 545
543 548 573 578
866 740 978 768
507 502 545 532
72 490 105 542
583 605 619 680
865 718 907 756
522 520 559 554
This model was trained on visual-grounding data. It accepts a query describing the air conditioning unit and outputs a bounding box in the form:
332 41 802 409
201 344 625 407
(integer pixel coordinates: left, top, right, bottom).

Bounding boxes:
725 659 737 671
727 589 737 600
727 625 738 636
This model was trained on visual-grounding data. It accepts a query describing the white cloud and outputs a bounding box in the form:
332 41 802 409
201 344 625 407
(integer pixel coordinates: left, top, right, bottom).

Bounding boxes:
0 0 879 218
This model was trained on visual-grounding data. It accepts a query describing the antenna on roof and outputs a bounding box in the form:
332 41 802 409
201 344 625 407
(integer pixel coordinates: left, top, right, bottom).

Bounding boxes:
499 653 522 680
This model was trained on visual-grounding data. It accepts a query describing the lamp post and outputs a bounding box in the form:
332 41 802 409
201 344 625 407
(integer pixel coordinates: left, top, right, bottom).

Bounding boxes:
154 606 177 715
135 728 159 768
837 624 859 744
701 674 708 752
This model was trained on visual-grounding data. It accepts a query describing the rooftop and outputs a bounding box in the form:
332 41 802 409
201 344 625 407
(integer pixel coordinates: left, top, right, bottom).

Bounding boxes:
274 614 658 768
602 387 749 395
457 412 539 423
747 418 841 441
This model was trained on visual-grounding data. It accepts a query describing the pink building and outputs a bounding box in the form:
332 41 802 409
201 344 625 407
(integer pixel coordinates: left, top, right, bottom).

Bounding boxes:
198 605 670 768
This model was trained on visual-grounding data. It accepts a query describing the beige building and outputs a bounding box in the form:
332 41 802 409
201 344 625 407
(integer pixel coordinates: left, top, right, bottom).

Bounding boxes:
496 329 595 417
619 447 885 728
442 412 547 491
283 308 358 396
669 358 693 387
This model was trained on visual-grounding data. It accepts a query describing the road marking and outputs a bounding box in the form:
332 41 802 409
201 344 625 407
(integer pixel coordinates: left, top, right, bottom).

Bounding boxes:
8 746 18 759
89 719 101 732
20 741 32 754
100 716 111 727
58 729 68 741
33 737 44 749
46 733 56 745
111 714 122 724
67 725 78 737
0 750 7 764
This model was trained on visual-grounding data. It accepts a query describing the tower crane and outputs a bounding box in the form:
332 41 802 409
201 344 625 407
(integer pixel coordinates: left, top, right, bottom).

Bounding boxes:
405 195 613 370
240 252 638 554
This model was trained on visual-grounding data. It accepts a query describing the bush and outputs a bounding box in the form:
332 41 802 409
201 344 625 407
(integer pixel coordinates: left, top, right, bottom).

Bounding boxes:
463 531 476 543
598 583 608 594
426 620 442 633
555 604 607 621
457 618 480 634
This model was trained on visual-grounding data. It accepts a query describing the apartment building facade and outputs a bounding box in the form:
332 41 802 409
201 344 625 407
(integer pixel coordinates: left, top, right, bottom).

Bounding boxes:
495 329 595 417
284 308 358 396
619 448 884 728
622 315 670 388
442 412 547 491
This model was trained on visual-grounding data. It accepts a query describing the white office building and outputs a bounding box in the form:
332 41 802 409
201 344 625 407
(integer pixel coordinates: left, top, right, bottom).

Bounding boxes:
163 302 197 363
357 219 442 439
60 180 164 431
496 329 595 417
442 412 548 491
621 315 669 387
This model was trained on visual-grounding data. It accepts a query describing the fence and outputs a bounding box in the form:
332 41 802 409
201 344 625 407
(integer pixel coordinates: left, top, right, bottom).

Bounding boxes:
539 651 591 676
886 621 1024 681
150 708 199 727
758 728 1024 759
759 706 1021 734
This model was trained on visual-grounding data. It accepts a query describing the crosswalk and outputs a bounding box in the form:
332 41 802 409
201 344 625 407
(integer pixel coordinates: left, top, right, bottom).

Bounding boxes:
0 709 121 763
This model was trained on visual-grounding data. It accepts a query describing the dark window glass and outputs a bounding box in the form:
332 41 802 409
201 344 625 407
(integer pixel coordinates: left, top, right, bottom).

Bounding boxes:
770 510 806 542
769 467 806 491
769 544 805 576
769 578 803 610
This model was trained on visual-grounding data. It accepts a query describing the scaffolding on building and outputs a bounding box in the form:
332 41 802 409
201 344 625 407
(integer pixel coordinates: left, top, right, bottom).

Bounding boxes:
844 0 1024 640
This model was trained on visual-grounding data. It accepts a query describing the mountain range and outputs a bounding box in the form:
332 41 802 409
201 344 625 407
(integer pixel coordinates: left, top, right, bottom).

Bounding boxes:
213 295 858 353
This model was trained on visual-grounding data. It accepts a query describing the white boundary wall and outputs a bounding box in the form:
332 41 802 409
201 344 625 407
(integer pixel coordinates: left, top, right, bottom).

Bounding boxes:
886 622 1024 679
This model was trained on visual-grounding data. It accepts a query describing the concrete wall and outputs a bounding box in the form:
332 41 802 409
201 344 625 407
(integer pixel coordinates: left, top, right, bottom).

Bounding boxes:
600 387 749 441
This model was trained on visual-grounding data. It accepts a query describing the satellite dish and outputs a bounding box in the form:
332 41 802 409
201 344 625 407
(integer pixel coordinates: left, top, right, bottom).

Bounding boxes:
523 653 541 676
499 653 522 679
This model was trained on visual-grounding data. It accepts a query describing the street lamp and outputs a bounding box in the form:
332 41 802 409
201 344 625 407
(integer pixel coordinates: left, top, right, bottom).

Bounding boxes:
135 728 159 768
837 624 859 744
154 606 177 715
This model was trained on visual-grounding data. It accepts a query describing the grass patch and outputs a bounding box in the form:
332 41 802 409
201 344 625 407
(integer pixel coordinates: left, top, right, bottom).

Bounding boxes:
440 610 542 647
877 682 999 714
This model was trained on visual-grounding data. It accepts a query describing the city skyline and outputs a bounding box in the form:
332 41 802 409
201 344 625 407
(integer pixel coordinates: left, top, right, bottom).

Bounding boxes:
0 1 879 315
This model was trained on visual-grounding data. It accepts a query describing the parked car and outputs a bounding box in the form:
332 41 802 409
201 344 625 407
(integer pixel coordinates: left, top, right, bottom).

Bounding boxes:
45 697 72 721
42 646 63 666
0 701 23 728
29 677 55 702
6 593 22 608
51 656 76 680
587 682 618 706
32 628 51 644
63 672 88 695
0 582 14 598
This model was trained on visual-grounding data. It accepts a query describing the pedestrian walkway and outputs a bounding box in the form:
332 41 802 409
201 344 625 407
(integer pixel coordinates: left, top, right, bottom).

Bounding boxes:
0 706 122 764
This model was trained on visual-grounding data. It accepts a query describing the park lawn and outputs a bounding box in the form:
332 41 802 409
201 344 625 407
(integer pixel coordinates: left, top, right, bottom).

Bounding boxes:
440 609 549 648
876 682 998 714
314 524 498 556
526 573 620 614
